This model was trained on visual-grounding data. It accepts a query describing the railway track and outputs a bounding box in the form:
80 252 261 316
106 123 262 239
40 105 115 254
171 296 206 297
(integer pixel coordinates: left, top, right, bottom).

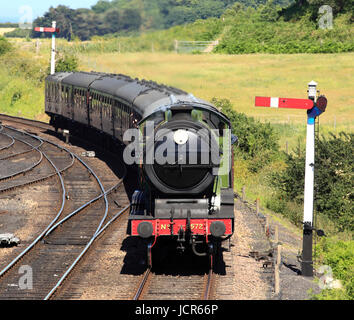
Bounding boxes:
0 117 130 300
0 114 243 301
0 127 74 193
133 267 215 301
132 248 216 301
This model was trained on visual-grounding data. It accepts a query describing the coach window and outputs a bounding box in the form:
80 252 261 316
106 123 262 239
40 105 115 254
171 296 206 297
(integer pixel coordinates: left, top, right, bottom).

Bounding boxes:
95 93 99 109
62 86 65 103
54 84 57 103
49 83 52 101
99 95 103 111
101 96 105 121
67 87 70 104
79 90 82 109
46 83 49 101
109 98 112 117
105 97 108 118
123 105 127 131
47 83 50 102
116 102 120 126
50 83 53 101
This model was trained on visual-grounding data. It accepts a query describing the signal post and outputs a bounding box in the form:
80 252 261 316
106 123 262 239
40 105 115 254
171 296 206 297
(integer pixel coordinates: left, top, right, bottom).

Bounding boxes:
255 81 327 277
34 21 60 74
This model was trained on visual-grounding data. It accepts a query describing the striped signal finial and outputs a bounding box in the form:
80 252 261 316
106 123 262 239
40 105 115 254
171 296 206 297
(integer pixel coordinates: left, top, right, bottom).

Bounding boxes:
255 97 314 110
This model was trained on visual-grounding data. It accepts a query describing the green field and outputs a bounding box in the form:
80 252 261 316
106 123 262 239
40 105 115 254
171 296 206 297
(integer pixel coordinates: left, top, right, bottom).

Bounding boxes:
1 43 353 148
76 52 353 128
75 51 354 152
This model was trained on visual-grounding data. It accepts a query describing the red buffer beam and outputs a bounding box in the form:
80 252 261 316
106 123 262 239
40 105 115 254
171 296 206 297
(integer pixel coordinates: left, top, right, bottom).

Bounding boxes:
255 97 314 110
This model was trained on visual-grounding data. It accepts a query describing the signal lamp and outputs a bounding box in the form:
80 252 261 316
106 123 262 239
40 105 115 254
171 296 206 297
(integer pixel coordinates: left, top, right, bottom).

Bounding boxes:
316 95 327 113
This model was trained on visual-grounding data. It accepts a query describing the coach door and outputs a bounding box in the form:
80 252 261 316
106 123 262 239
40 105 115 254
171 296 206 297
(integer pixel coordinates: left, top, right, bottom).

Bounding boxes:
62 85 72 119
73 87 87 125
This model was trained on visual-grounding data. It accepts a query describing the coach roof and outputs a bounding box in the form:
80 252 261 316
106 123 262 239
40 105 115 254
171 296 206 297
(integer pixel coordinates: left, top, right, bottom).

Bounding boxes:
61 72 105 88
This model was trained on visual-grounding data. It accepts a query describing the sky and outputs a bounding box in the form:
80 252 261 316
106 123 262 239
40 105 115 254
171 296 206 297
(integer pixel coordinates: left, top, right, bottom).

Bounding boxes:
0 0 99 22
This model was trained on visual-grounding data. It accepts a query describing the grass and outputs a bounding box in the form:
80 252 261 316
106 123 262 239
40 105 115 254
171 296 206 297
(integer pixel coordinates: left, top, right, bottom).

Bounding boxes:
75 52 353 130
0 28 15 36
4 41 354 149
75 51 354 152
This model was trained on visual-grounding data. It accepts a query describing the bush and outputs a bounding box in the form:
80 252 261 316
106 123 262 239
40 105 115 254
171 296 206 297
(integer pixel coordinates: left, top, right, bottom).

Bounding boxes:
0 36 12 55
313 237 354 300
212 97 280 172
54 53 79 73
215 9 354 54
4 28 30 38
271 132 353 232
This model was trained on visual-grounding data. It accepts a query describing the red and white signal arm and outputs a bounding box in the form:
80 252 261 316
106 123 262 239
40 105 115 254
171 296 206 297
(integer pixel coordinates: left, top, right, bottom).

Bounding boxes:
34 27 60 33
255 97 314 110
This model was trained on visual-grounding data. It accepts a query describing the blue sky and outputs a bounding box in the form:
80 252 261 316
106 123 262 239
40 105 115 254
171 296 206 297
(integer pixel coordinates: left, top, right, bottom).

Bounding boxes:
0 1 99 22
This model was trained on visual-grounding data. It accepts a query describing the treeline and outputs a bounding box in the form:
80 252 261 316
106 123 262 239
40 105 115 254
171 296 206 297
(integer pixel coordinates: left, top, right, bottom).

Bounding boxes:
281 0 354 21
215 0 354 54
0 23 19 28
4 0 293 40
30 5 142 41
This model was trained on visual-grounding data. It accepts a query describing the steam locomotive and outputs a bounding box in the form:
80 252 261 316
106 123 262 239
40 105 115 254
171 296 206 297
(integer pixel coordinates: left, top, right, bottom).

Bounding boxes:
45 71 235 267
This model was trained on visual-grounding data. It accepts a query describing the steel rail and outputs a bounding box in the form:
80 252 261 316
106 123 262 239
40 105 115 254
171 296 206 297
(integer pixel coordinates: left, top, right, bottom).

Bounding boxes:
0 132 44 181
45 181 123 237
0 146 36 161
0 126 75 193
0 114 52 131
0 131 15 152
0 129 37 161
0 135 67 278
133 268 152 301
44 204 131 300
1 119 130 300
6 127 111 239
35 134 111 239
203 269 213 300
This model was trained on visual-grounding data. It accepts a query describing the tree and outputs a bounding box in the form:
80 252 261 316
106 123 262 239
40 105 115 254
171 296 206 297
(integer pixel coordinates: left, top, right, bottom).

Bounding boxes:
72 9 101 40
120 9 142 31
32 6 76 40
260 0 280 21
272 132 353 232
0 36 12 55
101 9 121 34
91 0 113 13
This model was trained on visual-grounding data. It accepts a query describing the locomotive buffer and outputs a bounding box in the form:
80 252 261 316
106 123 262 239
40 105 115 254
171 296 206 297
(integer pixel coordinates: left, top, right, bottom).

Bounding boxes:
255 81 327 277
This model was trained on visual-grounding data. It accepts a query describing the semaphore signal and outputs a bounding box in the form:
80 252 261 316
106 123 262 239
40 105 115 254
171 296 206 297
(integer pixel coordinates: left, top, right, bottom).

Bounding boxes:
255 81 328 277
34 21 59 75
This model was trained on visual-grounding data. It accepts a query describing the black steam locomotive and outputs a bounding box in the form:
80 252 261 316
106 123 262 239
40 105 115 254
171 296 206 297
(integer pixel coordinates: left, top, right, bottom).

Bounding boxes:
45 71 234 267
